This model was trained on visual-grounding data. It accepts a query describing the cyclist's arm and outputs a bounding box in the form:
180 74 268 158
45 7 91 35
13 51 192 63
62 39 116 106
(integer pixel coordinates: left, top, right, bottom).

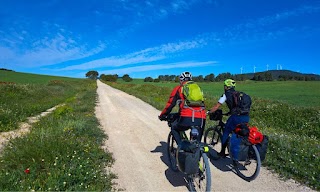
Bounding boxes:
209 94 226 113
160 85 181 116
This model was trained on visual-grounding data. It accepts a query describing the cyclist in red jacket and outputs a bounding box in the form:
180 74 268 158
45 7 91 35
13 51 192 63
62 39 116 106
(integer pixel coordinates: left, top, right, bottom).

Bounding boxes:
159 72 206 144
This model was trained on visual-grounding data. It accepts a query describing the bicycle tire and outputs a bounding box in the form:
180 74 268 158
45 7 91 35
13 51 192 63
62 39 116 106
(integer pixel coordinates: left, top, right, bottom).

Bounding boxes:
231 144 261 182
167 131 179 172
188 153 211 192
204 126 222 155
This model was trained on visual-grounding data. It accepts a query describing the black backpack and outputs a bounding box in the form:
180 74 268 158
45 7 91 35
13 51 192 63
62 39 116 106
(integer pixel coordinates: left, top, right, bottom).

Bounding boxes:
232 91 252 115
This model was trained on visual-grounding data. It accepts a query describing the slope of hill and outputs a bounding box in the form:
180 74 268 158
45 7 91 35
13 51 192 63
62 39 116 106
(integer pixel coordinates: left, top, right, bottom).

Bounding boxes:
0 69 81 84
242 70 320 80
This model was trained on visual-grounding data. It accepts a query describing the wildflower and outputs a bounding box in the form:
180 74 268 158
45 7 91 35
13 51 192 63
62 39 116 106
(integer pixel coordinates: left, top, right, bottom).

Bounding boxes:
24 168 30 174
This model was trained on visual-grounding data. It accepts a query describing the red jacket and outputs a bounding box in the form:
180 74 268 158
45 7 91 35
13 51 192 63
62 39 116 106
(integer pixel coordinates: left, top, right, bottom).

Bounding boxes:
160 81 206 119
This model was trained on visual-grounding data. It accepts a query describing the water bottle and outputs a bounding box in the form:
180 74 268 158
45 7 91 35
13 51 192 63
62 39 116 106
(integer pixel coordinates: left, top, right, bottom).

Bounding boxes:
191 128 199 140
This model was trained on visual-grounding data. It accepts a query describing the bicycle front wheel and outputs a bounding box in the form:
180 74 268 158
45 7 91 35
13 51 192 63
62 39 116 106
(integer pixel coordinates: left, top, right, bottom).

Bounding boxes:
204 126 222 154
167 132 179 172
188 153 211 192
233 144 261 182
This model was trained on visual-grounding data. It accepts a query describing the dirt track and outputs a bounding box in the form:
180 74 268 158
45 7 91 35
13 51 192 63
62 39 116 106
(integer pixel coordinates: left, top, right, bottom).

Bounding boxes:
95 80 314 192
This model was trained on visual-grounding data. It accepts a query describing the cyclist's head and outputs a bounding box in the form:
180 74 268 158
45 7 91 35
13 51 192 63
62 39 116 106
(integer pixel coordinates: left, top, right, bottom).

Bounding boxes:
224 79 236 90
179 71 192 83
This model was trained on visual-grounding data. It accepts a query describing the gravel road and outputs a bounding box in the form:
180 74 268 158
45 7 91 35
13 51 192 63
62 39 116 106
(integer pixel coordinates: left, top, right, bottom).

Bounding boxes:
95 80 314 192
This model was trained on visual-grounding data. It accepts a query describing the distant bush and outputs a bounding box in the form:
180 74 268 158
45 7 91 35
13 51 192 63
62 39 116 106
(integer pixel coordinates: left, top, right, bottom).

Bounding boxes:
144 77 153 82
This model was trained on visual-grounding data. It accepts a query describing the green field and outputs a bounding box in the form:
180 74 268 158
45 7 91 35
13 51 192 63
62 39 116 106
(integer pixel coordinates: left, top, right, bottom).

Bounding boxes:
0 71 87 132
0 71 114 190
0 70 80 84
106 79 320 190
117 79 320 108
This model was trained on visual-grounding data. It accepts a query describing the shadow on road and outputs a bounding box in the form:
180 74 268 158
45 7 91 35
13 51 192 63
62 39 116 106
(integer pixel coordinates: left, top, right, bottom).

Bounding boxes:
151 141 189 189
207 147 236 173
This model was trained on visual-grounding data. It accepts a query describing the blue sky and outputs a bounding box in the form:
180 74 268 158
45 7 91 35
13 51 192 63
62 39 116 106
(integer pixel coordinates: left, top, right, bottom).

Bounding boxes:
0 0 319 78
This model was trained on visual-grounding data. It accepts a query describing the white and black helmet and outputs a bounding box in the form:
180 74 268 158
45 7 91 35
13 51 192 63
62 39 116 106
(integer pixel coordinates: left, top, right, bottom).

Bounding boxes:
179 71 192 81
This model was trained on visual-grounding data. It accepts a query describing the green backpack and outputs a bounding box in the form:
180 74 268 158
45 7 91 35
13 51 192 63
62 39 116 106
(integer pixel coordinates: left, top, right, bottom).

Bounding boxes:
182 81 204 107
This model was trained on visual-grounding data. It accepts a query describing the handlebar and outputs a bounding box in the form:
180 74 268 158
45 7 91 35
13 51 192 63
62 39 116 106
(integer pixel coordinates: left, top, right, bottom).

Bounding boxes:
207 109 229 121
159 113 179 123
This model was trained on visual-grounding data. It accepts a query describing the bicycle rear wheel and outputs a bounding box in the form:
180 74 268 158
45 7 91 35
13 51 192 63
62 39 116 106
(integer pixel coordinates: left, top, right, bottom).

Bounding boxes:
232 144 261 181
167 132 179 172
204 126 222 153
188 153 211 192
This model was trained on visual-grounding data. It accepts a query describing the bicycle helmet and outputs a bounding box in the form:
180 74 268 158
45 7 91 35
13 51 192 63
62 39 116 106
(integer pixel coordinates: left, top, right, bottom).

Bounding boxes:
224 79 236 88
179 71 192 82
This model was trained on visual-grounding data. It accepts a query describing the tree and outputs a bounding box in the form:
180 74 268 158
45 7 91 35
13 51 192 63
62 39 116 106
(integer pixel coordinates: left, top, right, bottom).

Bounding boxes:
86 71 99 80
144 77 153 82
215 73 232 82
122 74 133 82
234 74 249 81
100 74 118 82
204 73 215 82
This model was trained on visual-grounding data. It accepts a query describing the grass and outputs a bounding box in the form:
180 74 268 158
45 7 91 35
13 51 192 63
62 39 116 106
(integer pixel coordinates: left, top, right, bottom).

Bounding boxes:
105 80 320 190
0 72 115 191
0 73 87 132
0 70 80 84
118 79 320 108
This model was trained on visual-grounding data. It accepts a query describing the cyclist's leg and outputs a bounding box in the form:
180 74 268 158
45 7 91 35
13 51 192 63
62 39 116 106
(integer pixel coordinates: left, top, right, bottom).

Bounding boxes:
230 133 242 160
219 116 236 156
171 118 183 145
177 117 204 142
228 115 250 160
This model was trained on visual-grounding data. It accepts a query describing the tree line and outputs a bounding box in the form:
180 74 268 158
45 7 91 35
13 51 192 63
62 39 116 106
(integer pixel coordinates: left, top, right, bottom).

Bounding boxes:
85 71 318 82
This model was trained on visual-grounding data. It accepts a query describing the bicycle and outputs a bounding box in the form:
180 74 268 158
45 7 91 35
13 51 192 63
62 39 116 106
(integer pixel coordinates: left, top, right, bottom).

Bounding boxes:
204 109 261 182
161 113 211 192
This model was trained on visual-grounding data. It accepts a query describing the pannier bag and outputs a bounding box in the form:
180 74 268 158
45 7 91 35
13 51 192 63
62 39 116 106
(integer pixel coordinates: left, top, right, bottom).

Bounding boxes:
235 138 249 161
248 126 264 144
176 140 200 174
257 135 269 161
